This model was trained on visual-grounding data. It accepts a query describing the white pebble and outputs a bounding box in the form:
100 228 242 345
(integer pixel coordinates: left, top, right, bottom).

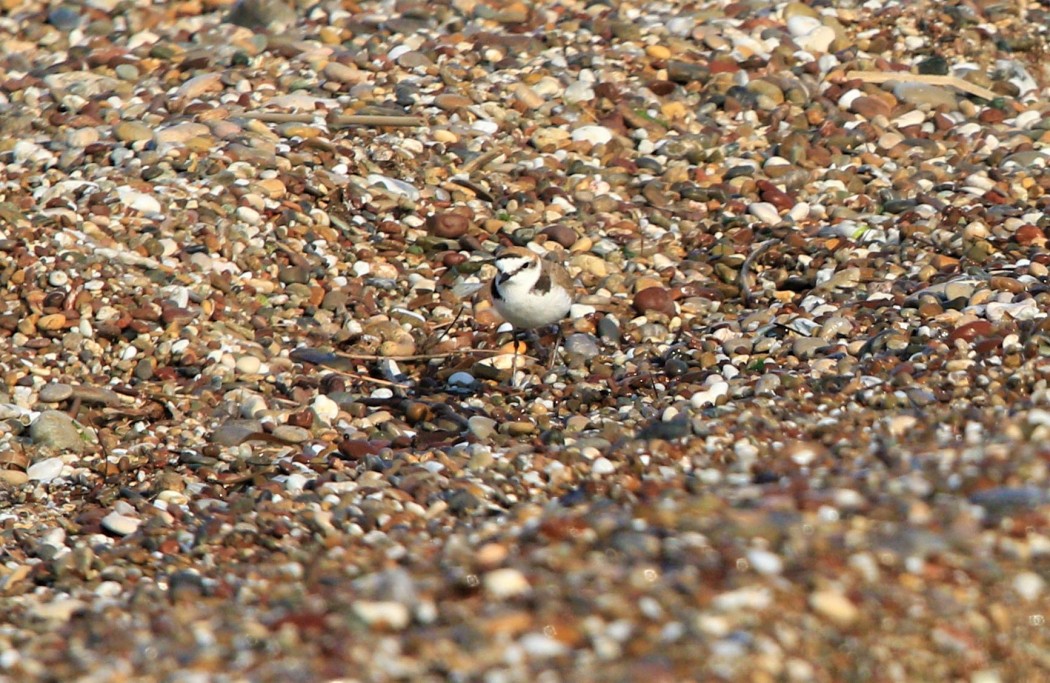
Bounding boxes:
240 394 267 419
592 457 615 475
519 633 568 658
95 581 123 597
788 202 810 222
748 201 781 226
712 586 772 611
837 88 863 110
311 394 339 424
563 81 595 103
48 272 70 287
796 26 835 53
746 549 783 575
235 355 262 375
809 590 859 625
1013 572 1045 602
1013 110 1042 129
116 186 161 214
236 205 262 226
571 125 613 146
284 473 308 494
483 568 530 599
690 380 729 408
27 457 65 483
101 512 140 536
569 303 596 319
352 601 410 630
786 15 821 37
472 120 499 136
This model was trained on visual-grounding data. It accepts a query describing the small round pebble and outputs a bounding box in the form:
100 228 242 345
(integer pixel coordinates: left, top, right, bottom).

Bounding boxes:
101 512 141 537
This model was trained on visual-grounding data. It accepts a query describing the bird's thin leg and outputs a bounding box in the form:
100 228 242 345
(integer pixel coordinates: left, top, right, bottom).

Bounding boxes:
511 328 521 388
546 325 563 372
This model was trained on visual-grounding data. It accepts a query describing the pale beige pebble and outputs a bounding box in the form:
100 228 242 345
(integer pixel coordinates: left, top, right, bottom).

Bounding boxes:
797 25 835 53
379 338 416 356
886 415 918 437
483 568 531 599
809 589 859 625
30 599 86 623
236 205 262 226
502 421 535 436
323 61 364 84
209 119 244 139
235 355 263 375
318 26 342 44
255 178 287 199
571 253 609 277
570 236 593 253
432 128 458 143
176 72 223 101
877 132 903 149
37 314 67 331
156 122 211 145
312 395 339 423
434 93 472 110
240 394 268 419
783 1 818 17
372 262 399 279
512 82 545 109
475 542 508 568
0 470 29 486
529 126 571 150
352 601 410 630
66 127 100 148
113 121 154 143
272 425 311 443
645 44 671 60
1013 571 1045 601
246 278 277 294
101 511 141 536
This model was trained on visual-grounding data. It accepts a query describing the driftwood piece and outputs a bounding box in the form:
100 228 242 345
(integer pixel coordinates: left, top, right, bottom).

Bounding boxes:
239 112 426 127
845 70 1000 102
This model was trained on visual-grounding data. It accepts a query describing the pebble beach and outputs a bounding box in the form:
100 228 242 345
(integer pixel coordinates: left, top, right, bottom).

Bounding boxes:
1 0 1049 680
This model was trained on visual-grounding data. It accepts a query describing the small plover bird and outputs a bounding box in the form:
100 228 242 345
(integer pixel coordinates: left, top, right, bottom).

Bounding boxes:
490 245 574 375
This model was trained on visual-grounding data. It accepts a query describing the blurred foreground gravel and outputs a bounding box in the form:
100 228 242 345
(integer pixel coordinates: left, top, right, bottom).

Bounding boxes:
1 0 1049 680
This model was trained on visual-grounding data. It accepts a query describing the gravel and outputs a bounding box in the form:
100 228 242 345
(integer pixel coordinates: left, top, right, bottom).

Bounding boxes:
0 0 1048 679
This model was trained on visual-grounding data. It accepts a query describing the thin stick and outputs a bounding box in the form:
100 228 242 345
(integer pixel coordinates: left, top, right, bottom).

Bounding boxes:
239 112 426 128
460 148 504 174
424 304 465 352
740 239 775 305
336 371 408 388
333 349 496 362
845 70 999 102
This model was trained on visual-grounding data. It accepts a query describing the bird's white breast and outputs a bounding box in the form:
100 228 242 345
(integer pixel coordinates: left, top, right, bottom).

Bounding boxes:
493 277 573 329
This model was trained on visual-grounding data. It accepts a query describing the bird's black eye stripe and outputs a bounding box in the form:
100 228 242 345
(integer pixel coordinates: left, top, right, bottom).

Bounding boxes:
496 258 533 280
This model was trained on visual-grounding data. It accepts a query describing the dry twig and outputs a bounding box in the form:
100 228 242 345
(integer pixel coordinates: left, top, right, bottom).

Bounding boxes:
239 112 426 128
845 70 1000 102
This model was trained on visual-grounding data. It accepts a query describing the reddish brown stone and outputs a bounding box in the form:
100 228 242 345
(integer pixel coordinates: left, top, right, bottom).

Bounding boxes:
1015 224 1046 246
948 320 994 343
632 286 675 316
850 95 891 119
427 211 471 239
